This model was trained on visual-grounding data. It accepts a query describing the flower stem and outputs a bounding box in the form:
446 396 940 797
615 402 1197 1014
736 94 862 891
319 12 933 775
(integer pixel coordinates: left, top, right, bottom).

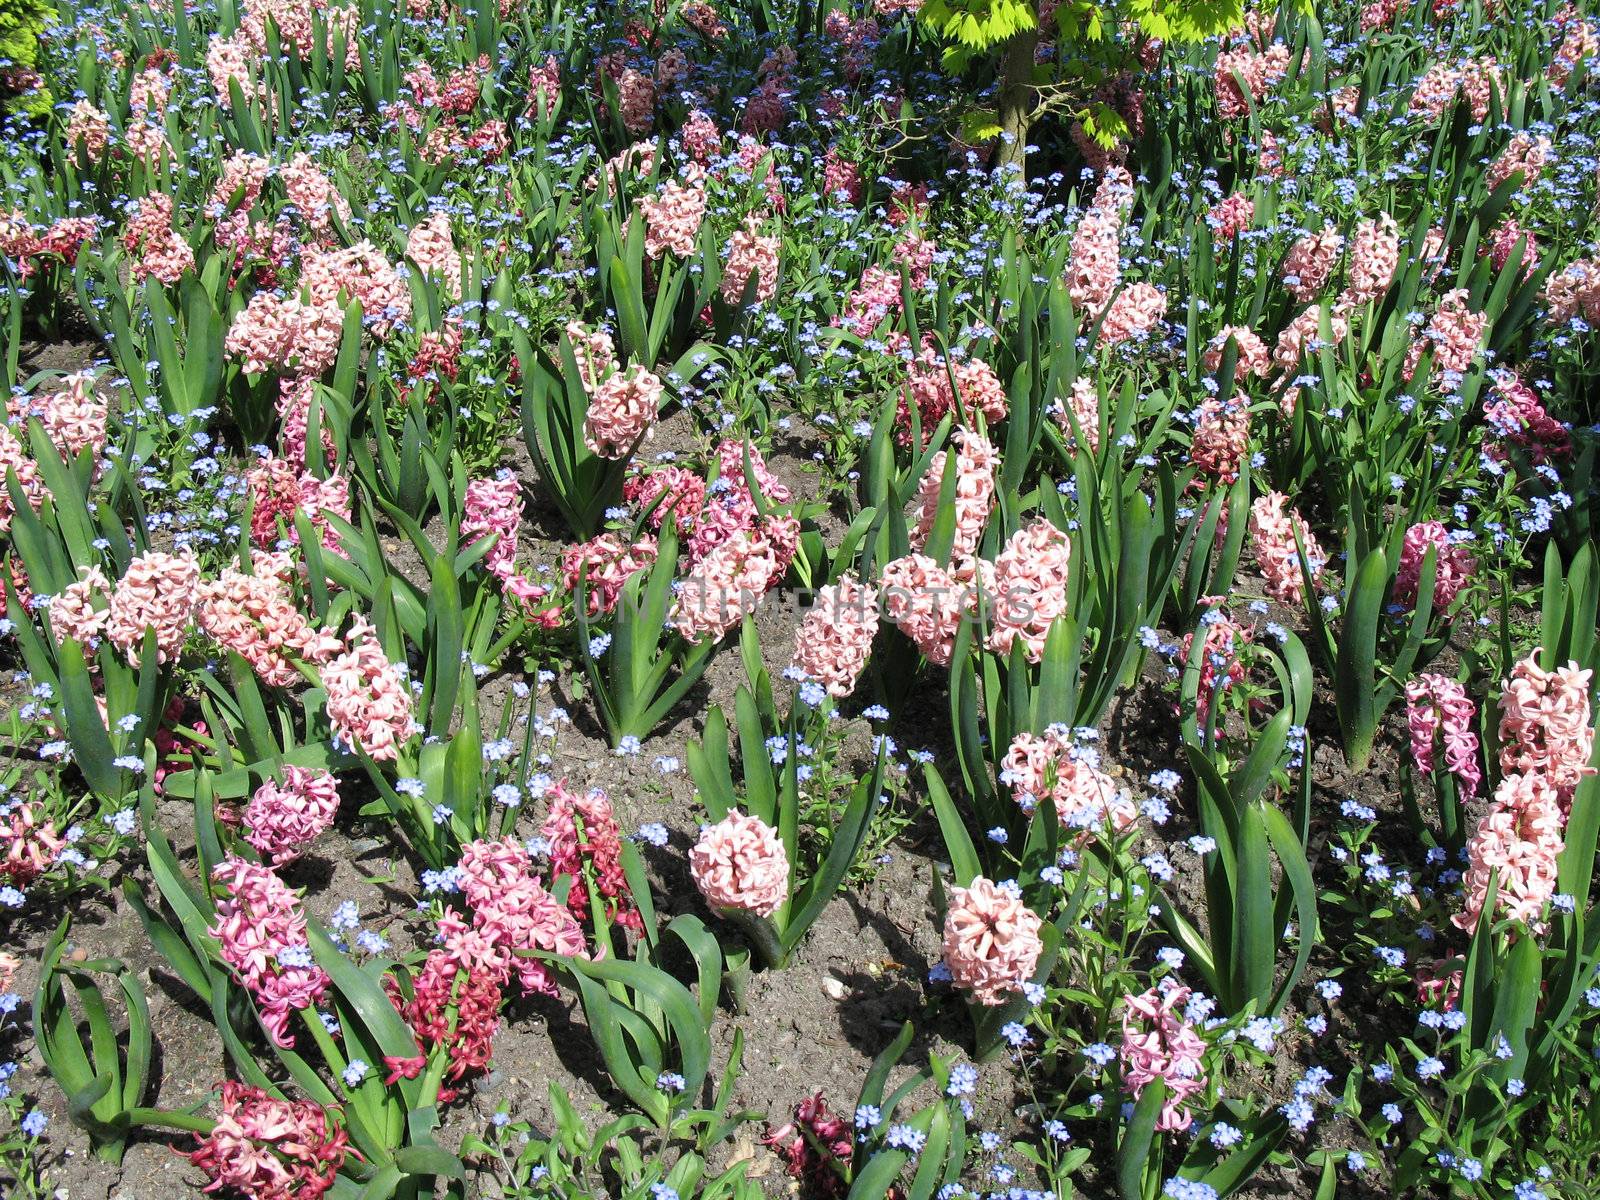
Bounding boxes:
722 907 787 970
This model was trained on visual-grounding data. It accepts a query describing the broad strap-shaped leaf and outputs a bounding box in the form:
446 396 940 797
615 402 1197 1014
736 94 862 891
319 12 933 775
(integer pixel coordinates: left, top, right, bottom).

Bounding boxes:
1482 932 1540 1081
688 707 736 821
567 954 711 1105
1231 802 1275 1012
56 638 119 800
1116 1078 1167 1200
1262 803 1317 1015
854 1020 914 1117
924 762 980 887
1230 709 1291 814
782 751 886 955
663 914 723 1030
1334 548 1387 770
734 687 777 825
1199 1116 1289 1197
307 923 421 1065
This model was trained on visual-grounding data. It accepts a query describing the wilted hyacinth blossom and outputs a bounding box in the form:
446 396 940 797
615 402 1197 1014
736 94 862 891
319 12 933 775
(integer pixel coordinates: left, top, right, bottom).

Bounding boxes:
762 1091 854 1198
0 801 64 887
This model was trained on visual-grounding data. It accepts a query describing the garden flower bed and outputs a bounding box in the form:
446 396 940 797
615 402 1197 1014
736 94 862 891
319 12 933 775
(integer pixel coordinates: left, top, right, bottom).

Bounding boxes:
1 0 1599 1196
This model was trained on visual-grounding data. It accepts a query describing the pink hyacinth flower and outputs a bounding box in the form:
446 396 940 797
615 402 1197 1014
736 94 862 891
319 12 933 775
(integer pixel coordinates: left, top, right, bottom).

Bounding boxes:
690 808 789 917
941 876 1045 1006
243 767 341 865
1119 982 1209 1131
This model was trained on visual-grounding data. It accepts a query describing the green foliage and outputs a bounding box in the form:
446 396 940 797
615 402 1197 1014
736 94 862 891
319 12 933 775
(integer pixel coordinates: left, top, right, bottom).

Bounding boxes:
468 1083 763 1200
918 0 1246 160
918 0 1037 57
31 920 151 1163
6 1 1600 1198
0 0 54 117
687 623 891 967
1122 0 1246 43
